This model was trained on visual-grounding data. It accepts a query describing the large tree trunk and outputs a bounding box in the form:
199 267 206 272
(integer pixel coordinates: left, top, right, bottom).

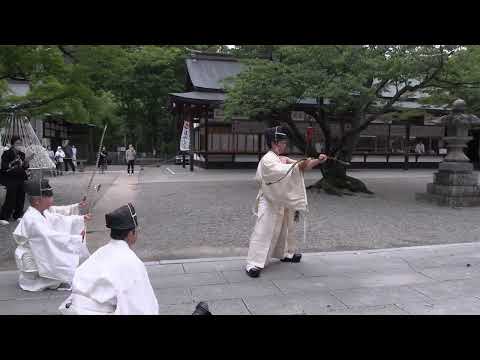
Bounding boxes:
272 109 374 197
302 112 374 196
306 159 374 196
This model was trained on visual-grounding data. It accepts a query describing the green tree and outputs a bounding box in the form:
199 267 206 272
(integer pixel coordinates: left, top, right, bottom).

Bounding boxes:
224 45 472 196
42 45 186 153
422 46 480 114
104 46 184 153
0 45 110 125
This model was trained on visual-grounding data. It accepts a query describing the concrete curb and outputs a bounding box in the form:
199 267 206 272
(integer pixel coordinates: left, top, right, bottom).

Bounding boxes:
143 241 480 266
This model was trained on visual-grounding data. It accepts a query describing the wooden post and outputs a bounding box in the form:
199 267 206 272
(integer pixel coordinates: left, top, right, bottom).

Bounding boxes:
205 106 209 169
386 123 391 164
189 110 194 172
232 133 236 165
258 133 262 162
181 107 186 168
404 123 410 170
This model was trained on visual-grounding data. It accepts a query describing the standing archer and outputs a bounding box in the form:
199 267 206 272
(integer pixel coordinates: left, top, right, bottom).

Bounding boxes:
245 126 328 278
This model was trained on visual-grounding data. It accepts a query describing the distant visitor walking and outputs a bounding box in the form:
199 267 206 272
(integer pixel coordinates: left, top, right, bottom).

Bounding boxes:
126 144 136 176
55 146 65 175
63 141 76 173
72 144 77 165
98 147 108 174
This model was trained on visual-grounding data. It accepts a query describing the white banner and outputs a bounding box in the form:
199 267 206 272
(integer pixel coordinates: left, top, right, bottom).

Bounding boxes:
180 121 190 151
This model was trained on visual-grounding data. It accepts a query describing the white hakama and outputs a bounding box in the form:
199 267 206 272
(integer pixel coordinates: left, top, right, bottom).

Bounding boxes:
59 239 159 315
13 204 90 291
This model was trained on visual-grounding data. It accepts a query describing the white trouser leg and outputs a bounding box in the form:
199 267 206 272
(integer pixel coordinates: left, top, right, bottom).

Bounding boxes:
269 208 288 260
246 197 284 269
270 207 297 260
283 208 297 258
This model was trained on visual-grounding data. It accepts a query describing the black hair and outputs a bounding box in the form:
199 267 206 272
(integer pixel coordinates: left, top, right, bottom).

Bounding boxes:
10 136 21 145
111 228 135 240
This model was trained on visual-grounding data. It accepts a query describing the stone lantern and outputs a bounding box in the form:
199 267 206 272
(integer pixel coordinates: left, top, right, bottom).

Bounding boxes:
416 99 480 207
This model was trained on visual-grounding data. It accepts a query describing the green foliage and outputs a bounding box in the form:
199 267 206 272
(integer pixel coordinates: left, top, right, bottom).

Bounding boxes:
105 46 185 152
223 45 478 155
0 45 187 153
423 46 480 114
10 45 480 158
0 45 104 122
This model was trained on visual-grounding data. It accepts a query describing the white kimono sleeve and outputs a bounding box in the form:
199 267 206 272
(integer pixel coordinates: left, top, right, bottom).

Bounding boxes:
260 155 296 185
25 218 85 283
259 153 308 211
47 204 80 216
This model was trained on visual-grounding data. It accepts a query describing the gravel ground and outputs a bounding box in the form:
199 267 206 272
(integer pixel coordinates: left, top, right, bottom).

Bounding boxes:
1 165 479 269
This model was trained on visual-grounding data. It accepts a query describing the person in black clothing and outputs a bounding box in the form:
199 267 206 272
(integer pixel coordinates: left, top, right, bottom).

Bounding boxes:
63 141 76 173
98 147 108 174
0 136 31 222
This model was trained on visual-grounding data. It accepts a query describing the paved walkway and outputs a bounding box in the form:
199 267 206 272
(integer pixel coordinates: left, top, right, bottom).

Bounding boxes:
2 242 480 315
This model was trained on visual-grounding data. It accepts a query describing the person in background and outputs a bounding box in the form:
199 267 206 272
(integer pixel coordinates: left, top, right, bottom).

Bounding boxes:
63 141 76 173
0 136 31 224
415 141 425 155
55 146 65 176
47 146 55 162
125 144 137 176
98 146 108 174
72 145 77 168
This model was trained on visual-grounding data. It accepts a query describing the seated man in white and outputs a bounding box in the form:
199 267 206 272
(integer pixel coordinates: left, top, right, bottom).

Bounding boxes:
59 203 159 315
13 178 91 291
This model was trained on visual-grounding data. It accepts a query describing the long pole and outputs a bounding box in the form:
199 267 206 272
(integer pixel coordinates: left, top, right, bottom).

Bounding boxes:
84 124 108 213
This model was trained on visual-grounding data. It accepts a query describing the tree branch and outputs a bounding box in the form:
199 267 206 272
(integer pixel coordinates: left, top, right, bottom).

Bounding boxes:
382 65 444 112
0 95 66 114
432 78 480 88
305 108 331 155
58 46 77 62
277 110 306 154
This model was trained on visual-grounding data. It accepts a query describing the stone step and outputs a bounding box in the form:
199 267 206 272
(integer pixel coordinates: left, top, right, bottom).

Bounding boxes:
434 172 479 186
427 183 480 196
416 192 480 207
438 162 474 172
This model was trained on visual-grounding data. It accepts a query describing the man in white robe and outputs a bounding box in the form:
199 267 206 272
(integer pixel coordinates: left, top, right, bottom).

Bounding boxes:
59 203 159 315
13 179 91 291
246 126 328 278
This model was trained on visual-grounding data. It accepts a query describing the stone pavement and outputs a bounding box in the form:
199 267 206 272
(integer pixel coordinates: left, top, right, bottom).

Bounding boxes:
2 241 480 315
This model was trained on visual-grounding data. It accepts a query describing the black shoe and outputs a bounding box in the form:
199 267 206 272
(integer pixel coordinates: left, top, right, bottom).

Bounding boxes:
246 267 261 278
280 254 302 263
192 302 212 315
51 283 72 291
